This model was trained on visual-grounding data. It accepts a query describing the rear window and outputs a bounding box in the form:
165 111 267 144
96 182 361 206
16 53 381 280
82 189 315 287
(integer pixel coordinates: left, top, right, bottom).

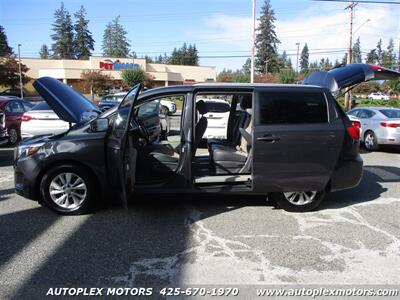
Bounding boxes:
31 102 51 111
204 102 230 113
258 91 328 124
379 109 400 119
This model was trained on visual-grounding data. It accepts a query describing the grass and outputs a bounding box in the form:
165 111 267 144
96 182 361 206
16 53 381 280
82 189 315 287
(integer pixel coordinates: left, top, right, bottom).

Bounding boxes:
337 97 400 109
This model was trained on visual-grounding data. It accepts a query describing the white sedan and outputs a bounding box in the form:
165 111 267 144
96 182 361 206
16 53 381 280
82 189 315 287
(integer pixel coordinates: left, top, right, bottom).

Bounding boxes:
20 102 70 139
368 92 389 100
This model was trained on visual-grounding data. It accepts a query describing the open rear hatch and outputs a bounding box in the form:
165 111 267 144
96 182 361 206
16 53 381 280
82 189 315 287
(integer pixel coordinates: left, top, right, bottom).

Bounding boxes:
33 77 100 124
303 64 400 93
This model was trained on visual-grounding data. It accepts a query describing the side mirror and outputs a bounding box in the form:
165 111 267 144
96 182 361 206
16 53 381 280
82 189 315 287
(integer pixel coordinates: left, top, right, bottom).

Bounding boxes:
90 118 109 132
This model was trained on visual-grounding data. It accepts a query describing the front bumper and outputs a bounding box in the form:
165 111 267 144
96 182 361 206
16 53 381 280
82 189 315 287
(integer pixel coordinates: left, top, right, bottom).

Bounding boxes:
14 155 41 201
330 154 363 191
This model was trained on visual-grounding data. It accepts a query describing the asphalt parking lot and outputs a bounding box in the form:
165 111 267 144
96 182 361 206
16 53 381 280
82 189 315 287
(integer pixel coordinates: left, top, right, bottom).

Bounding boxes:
0 146 399 298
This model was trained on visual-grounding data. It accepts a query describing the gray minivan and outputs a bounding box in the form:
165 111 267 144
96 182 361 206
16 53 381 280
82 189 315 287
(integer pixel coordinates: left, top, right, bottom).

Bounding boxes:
14 64 400 214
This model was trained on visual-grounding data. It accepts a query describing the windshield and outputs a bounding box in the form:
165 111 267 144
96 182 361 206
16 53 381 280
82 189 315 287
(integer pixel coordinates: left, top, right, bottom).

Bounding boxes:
379 109 400 119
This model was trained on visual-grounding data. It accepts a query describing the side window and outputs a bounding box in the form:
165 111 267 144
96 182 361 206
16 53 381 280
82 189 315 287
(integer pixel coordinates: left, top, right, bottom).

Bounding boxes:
359 110 375 119
22 102 33 112
137 100 160 118
347 109 360 117
258 91 328 124
5 101 24 113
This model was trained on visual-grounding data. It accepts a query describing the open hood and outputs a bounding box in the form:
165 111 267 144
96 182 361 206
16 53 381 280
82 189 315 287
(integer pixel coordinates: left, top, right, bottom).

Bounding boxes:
33 77 100 124
303 64 400 92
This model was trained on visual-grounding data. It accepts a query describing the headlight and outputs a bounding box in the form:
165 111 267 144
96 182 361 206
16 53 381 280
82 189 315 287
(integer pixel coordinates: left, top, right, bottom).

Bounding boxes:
15 142 45 159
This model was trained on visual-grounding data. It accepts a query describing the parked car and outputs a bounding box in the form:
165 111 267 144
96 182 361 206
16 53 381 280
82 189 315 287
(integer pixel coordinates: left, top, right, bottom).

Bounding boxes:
0 96 35 145
14 64 400 215
0 88 25 98
20 102 70 139
347 107 400 150
368 92 389 100
197 98 230 139
160 99 177 115
0 110 8 145
97 92 127 111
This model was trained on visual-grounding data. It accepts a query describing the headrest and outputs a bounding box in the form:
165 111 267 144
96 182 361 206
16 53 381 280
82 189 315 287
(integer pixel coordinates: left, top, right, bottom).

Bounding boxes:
240 96 252 109
196 100 208 115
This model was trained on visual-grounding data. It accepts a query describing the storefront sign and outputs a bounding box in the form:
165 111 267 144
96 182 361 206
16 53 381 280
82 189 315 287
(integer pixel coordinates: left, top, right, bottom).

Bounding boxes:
100 59 139 70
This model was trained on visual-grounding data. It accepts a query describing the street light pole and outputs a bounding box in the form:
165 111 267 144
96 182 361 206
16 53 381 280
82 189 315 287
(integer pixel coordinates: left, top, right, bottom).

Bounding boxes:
344 1 356 111
250 0 256 83
296 42 300 73
17 44 23 99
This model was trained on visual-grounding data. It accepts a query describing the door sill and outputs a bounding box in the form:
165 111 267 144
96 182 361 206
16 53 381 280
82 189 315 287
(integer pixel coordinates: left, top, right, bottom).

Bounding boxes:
194 174 251 184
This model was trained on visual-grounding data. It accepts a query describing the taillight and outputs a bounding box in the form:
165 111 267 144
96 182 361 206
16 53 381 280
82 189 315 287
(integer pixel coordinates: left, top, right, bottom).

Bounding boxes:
21 115 33 122
347 121 361 140
380 122 400 128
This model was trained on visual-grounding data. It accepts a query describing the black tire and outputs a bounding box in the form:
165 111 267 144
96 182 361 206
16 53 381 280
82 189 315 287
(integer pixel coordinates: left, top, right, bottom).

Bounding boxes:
364 130 379 151
40 164 97 215
7 126 19 146
269 190 326 212
161 105 169 115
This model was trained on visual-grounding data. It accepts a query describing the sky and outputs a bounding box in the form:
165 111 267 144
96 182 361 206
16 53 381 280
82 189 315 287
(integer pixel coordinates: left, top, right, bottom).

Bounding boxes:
1 0 399 72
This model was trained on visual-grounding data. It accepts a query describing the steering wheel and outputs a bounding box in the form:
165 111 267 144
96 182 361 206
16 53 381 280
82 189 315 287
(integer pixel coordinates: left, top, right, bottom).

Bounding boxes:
132 118 150 143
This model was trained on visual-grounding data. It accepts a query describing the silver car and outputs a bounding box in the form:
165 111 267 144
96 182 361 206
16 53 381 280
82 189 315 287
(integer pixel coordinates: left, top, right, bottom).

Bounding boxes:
20 102 70 139
347 107 400 150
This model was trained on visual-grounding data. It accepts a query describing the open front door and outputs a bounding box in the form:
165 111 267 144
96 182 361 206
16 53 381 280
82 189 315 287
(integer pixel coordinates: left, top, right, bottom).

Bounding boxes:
106 84 141 208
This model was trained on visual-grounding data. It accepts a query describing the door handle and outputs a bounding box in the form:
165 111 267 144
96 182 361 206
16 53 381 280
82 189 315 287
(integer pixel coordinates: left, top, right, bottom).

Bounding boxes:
257 135 280 142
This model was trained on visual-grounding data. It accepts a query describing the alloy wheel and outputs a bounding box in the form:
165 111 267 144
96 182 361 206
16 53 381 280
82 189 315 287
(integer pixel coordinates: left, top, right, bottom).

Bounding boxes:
283 191 317 206
8 128 18 145
49 172 87 209
364 133 375 150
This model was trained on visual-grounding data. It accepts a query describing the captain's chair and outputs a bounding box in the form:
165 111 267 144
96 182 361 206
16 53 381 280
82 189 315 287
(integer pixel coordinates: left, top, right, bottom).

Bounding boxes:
193 100 208 155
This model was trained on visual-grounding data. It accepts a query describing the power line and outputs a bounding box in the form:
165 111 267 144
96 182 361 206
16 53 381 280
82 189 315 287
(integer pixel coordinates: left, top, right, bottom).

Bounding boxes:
312 0 400 4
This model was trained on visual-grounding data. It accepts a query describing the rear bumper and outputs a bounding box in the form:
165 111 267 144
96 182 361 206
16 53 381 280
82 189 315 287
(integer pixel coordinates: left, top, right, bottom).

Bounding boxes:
0 129 8 145
330 154 363 191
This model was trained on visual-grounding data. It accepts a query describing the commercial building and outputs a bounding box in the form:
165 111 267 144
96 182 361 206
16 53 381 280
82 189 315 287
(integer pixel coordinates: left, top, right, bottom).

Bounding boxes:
21 56 216 93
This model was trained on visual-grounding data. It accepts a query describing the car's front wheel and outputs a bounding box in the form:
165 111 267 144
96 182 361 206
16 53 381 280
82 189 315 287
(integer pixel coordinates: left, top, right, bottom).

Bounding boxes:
40 164 96 215
269 190 326 212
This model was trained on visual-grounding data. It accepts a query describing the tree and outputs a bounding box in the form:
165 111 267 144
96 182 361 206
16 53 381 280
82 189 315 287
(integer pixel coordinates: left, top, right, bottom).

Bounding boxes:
74 6 94 59
376 39 383 65
366 49 378 64
144 55 154 63
278 69 296 83
168 43 199 65
39 44 50 59
102 16 130 57
300 43 309 73
255 0 280 74
81 70 113 100
217 69 249 83
319 57 333 70
0 56 30 88
51 2 75 58
0 25 12 56
352 37 362 63
382 38 396 69
121 68 154 88
242 58 251 75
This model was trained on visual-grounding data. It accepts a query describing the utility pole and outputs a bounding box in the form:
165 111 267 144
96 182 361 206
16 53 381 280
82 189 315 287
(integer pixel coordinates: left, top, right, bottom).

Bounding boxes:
250 0 256 83
17 44 23 99
344 1 357 111
398 38 400 71
296 42 300 73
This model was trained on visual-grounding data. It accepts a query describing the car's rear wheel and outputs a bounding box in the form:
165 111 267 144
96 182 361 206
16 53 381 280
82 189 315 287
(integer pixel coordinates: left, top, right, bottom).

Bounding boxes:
364 130 379 151
7 126 19 146
269 190 326 212
40 164 96 215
